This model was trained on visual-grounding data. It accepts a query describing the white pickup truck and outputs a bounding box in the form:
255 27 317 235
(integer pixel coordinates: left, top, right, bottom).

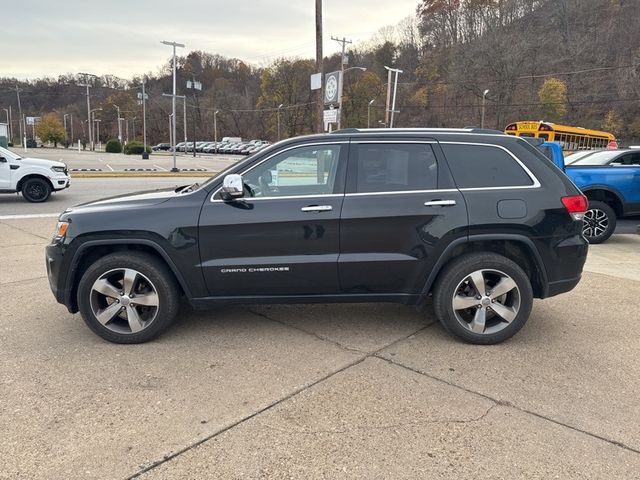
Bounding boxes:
0 146 71 202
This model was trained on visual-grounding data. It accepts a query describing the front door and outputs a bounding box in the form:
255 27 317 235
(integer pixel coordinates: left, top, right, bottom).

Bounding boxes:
199 142 347 297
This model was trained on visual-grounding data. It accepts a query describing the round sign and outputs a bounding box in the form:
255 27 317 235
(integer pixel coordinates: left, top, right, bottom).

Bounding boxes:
325 75 338 103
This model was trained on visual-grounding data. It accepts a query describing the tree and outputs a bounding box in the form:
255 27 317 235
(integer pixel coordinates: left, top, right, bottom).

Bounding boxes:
538 78 567 122
603 110 623 137
35 113 66 147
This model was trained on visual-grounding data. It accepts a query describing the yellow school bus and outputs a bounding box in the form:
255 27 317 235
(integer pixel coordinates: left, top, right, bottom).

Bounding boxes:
504 121 616 151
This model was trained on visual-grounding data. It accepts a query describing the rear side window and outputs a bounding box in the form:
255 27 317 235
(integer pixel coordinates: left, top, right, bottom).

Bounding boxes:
442 144 533 188
353 143 437 193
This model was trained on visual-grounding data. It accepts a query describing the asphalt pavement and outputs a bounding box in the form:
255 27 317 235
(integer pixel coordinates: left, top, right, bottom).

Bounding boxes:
1 215 639 479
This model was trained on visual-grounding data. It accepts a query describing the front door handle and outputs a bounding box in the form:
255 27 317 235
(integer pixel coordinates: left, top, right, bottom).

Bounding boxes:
424 200 456 207
301 205 333 212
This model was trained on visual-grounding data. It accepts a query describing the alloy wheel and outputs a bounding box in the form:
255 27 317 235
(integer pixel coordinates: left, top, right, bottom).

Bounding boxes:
582 208 609 239
451 269 521 335
89 268 160 334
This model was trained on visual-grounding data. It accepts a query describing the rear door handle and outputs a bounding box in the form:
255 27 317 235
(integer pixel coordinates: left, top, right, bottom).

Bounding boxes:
424 200 456 207
301 205 333 212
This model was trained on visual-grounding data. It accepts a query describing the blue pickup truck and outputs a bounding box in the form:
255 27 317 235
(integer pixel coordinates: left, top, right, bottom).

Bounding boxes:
539 142 640 243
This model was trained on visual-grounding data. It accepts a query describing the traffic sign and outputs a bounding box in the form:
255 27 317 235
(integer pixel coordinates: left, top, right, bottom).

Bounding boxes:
323 108 338 124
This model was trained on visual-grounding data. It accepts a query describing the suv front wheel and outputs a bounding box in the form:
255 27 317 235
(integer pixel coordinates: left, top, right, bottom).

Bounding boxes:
77 252 180 344
433 253 533 344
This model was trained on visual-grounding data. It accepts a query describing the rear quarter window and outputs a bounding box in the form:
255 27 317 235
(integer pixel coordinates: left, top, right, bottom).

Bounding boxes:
442 144 534 188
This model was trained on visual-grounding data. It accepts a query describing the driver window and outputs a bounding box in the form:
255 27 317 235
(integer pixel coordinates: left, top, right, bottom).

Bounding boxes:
243 144 341 197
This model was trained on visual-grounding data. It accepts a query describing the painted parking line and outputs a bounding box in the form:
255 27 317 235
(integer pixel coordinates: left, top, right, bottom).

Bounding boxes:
154 164 169 171
97 159 115 171
0 213 60 220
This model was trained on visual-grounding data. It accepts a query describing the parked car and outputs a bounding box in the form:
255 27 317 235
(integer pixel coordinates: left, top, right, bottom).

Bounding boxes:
152 143 171 151
47 128 588 345
0 146 70 202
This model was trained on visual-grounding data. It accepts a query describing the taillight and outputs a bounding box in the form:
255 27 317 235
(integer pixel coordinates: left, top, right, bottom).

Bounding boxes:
561 195 588 221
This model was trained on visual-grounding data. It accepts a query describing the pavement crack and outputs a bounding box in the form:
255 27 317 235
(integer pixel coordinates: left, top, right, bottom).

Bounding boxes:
127 320 433 478
0 275 47 287
245 308 366 354
125 354 370 479
0 220 52 241
258 403 498 436
377 355 640 456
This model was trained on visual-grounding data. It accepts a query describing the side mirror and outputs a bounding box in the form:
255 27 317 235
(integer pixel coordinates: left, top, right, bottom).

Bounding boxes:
0 157 6 163
221 174 244 200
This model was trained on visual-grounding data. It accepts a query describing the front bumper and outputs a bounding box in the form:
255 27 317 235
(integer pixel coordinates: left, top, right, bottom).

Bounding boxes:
51 174 71 191
46 241 71 310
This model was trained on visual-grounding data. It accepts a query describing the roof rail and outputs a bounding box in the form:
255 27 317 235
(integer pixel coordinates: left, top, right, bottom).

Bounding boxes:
329 127 506 135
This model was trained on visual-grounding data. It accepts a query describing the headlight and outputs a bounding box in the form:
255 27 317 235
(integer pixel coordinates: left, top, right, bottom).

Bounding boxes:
53 221 69 239
51 165 67 173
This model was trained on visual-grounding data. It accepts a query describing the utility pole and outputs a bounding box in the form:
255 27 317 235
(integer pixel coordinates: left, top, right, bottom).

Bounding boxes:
63 113 68 141
78 76 93 150
384 66 403 128
8 106 12 144
15 85 24 148
331 36 352 129
315 0 323 133
90 108 102 151
70 114 74 144
161 40 185 172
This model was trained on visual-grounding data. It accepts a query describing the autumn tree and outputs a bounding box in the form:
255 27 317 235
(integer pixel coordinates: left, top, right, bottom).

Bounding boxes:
603 110 623 137
35 113 66 147
538 78 567 122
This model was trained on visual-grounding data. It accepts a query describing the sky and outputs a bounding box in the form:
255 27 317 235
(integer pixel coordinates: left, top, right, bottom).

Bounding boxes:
2 0 419 80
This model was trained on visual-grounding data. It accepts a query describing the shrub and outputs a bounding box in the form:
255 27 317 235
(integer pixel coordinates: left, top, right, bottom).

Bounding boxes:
105 139 122 153
124 141 152 155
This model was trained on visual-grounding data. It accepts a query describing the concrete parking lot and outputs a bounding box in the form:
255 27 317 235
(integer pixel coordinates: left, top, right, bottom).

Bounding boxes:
1 205 639 478
9 146 240 173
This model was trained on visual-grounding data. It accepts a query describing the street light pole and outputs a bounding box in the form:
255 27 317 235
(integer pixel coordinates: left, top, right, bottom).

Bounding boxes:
3 108 10 141
63 113 68 142
142 79 147 152
89 108 102 151
214 110 219 153
277 104 284 141
384 66 403 128
113 104 122 145
162 39 185 172
481 89 490 129
95 119 101 149
367 99 375 128
78 81 92 150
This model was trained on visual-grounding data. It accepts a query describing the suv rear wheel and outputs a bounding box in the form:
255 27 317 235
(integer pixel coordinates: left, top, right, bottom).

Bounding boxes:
582 200 616 244
433 253 533 344
77 252 180 344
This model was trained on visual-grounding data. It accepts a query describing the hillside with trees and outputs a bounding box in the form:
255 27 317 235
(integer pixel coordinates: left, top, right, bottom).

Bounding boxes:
1 0 638 145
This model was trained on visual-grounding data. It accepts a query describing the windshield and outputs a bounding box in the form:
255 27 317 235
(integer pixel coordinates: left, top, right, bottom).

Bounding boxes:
565 150 598 165
569 151 621 166
0 146 20 161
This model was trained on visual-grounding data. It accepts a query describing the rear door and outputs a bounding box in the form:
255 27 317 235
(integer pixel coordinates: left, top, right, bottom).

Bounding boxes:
338 139 468 295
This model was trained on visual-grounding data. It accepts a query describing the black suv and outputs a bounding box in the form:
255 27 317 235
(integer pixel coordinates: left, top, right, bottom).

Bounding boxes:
46 129 589 344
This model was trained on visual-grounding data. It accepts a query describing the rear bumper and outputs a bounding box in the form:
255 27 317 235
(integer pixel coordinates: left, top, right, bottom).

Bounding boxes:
547 275 582 297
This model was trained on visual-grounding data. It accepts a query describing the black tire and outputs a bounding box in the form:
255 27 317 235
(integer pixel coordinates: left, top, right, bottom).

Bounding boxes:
582 200 616 244
433 253 533 345
77 252 180 344
21 177 51 203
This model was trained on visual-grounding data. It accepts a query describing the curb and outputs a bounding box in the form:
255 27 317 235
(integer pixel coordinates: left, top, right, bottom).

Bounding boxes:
70 172 216 178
